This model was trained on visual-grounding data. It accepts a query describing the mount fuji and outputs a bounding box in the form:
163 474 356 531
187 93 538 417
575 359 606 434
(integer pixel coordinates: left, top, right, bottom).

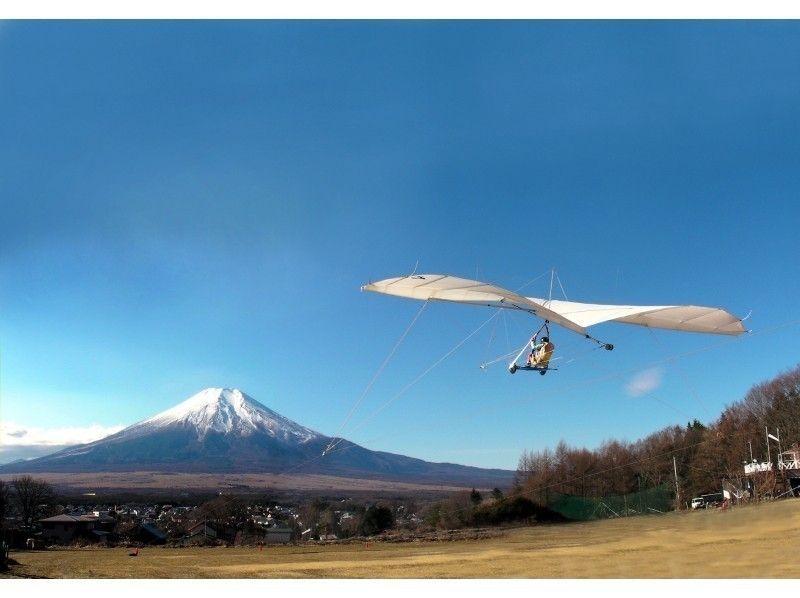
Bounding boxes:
0 388 513 487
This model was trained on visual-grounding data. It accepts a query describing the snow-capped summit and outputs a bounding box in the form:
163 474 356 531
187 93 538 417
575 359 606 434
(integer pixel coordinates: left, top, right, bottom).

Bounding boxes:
136 387 320 443
12 387 331 471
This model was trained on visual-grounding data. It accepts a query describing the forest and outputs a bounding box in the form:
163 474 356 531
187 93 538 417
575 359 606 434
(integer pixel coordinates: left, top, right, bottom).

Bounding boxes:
514 364 800 508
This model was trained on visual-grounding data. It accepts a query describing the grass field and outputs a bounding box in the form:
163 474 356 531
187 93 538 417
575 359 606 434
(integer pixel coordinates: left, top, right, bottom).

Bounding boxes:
0 471 477 493
5 499 800 578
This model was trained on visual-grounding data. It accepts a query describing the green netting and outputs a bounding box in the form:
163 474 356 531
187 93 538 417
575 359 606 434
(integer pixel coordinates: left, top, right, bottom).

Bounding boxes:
547 485 673 521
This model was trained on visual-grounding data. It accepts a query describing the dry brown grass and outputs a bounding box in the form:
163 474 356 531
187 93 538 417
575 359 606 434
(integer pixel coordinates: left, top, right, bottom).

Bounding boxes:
0 471 474 493
6 499 800 578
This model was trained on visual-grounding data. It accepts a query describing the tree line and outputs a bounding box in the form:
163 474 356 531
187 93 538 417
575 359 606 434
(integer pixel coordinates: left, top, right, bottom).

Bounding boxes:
514 364 800 507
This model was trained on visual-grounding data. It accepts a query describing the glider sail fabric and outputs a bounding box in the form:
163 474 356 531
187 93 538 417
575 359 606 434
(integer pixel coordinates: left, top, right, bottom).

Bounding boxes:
524 298 746 335
362 274 747 337
362 275 590 334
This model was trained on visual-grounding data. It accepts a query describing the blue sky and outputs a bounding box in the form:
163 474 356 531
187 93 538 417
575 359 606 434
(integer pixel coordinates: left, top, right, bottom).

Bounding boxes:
1 21 798 469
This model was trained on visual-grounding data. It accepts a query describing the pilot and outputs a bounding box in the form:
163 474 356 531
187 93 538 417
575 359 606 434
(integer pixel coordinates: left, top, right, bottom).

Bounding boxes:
527 335 555 374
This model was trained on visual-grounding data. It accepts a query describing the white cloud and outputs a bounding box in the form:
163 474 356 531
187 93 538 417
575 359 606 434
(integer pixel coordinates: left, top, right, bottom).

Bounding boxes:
625 367 664 397
1 421 124 447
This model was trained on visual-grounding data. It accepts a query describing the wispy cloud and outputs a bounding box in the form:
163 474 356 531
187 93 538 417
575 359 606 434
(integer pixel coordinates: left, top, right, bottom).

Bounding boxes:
625 367 664 397
0 421 125 464
1 421 124 448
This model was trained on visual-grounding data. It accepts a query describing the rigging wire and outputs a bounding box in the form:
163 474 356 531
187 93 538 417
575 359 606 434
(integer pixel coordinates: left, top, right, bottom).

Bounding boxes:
480 347 524 370
502 309 510 353
333 308 503 446
555 270 569 301
323 300 429 454
295 309 506 473
482 309 501 370
513 270 552 294
646 326 713 420
640 391 700 422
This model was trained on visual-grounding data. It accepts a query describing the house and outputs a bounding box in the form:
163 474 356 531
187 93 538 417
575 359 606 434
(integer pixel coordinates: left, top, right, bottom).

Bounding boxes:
185 521 217 543
264 525 293 544
137 522 168 545
39 513 116 544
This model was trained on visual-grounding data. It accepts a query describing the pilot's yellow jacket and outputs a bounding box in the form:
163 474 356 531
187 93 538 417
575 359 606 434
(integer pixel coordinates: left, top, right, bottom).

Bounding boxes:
530 341 555 367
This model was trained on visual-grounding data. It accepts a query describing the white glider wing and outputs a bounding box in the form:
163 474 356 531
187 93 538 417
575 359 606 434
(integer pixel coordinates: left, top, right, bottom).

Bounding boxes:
525 298 746 335
362 274 747 337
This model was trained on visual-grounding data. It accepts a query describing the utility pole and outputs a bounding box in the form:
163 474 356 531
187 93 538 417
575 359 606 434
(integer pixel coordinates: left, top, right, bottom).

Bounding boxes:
673 456 681 510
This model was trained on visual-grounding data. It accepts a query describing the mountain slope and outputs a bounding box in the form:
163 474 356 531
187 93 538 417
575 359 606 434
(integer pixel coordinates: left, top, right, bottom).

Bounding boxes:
0 388 513 487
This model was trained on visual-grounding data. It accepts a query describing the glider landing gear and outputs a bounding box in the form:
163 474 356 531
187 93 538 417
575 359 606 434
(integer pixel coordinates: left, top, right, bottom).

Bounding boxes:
509 364 554 375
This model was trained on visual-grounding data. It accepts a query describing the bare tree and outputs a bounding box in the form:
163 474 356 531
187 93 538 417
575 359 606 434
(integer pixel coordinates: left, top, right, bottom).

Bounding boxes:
12 476 54 528
0 480 9 531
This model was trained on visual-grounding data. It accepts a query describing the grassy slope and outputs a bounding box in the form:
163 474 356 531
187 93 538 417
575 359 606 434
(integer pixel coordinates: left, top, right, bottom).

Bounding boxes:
5 499 800 578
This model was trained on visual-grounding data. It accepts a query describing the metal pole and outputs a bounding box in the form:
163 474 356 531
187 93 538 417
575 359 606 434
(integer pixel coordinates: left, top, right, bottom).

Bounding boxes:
673 456 680 510
766 426 771 465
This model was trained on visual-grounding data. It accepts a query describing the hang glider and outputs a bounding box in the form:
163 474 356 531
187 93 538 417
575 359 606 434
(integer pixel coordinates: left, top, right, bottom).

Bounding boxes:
362 274 747 374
